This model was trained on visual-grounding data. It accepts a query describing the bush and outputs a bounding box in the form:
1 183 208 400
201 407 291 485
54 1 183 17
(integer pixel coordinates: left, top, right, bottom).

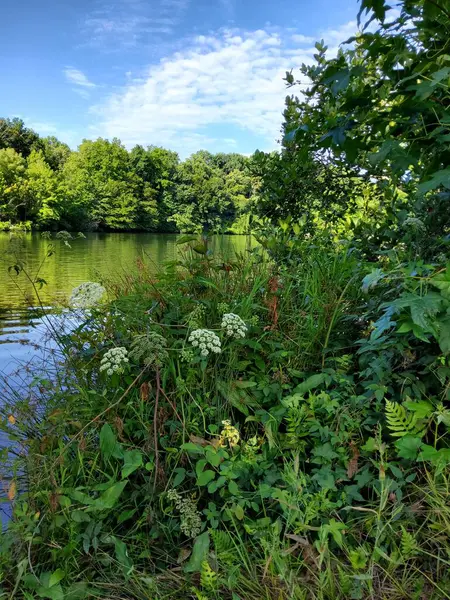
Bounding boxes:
2 236 450 599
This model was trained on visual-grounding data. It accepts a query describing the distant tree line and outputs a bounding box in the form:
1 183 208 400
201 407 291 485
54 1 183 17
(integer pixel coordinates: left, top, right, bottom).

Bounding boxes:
0 117 260 233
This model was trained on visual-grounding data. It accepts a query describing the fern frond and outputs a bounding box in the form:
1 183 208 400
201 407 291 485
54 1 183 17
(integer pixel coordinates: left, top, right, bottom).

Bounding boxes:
210 528 233 555
401 527 418 558
385 400 419 438
210 529 237 566
200 560 217 592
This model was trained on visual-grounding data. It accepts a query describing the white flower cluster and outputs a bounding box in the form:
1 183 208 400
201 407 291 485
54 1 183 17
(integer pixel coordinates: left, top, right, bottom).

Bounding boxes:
221 313 248 339
167 489 202 538
100 347 129 376
188 329 221 357
70 282 105 309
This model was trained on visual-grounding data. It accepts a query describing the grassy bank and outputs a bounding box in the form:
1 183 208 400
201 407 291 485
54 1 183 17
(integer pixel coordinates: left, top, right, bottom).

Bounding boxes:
1 231 450 599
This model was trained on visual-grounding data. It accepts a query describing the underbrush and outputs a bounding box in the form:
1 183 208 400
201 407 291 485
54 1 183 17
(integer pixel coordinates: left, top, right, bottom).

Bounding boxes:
1 232 450 599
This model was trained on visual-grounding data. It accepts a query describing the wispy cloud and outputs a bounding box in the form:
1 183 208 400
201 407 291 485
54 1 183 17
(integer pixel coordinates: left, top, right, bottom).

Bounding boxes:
73 88 91 99
64 67 96 88
88 21 359 156
82 0 190 50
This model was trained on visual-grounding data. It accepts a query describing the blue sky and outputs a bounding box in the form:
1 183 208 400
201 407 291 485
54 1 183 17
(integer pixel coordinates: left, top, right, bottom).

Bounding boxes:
1 0 359 157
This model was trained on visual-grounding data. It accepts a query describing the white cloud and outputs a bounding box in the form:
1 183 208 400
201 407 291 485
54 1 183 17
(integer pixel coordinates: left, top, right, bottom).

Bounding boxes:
320 20 357 48
88 21 358 156
91 29 311 152
291 33 314 44
64 67 96 88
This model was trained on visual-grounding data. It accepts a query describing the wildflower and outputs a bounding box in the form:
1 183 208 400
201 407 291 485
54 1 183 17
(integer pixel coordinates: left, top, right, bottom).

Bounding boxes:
129 332 168 368
187 304 206 329
217 302 230 314
181 348 194 363
70 282 106 309
188 329 221 358
167 489 202 538
219 419 240 448
100 347 129 375
221 313 248 339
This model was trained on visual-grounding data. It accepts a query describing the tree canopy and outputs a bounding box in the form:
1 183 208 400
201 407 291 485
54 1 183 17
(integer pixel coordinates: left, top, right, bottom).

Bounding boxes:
0 126 258 233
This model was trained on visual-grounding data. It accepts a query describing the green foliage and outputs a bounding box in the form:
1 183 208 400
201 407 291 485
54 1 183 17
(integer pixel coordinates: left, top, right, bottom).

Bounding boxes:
0 117 42 157
3 1 450 597
0 124 258 233
385 400 426 438
272 0 450 259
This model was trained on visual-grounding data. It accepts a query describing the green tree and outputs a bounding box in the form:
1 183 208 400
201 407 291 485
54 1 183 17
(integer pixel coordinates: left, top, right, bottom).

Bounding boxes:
0 118 42 158
169 151 233 233
41 136 71 171
26 150 62 227
282 0 450 253
63 138 140 230
0 148 28 221
129 145 179 231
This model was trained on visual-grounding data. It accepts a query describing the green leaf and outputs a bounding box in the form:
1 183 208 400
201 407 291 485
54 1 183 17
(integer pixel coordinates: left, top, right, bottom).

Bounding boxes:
70 510 90 523
49 569 65 588
184 532 210 573
181 442 205 455
234 380 257 389
113 537 133 577
122 450 143 478
65 583 89 600
312 442 339 463
228 480 239 495
431 269 450 299
37 585 64 600
205 448 221 467
91 481 128 511
100 423 117 460
403 400 433 419
312 466 336 490
172 467 186 487
395 436 423 460
439 316 450 354
197 470 215 487
117 509 137 524
295 373 328 395
361 437 377 452
362 268 385 293
418 168 450 194
234 504 244 520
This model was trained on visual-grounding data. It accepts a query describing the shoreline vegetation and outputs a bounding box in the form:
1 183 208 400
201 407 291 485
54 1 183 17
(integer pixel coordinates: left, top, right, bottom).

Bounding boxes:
0 128 260 235
2 0 450 598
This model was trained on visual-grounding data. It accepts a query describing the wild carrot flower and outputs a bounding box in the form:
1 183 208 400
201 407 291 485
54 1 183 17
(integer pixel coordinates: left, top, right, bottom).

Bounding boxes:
100 347 129 376
167 489 202 538
221 313 248 339
70 282 105 308
188 329 221 357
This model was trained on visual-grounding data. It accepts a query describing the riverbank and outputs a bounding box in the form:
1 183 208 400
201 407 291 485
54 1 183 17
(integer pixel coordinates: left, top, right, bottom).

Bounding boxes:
1 232 450 599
